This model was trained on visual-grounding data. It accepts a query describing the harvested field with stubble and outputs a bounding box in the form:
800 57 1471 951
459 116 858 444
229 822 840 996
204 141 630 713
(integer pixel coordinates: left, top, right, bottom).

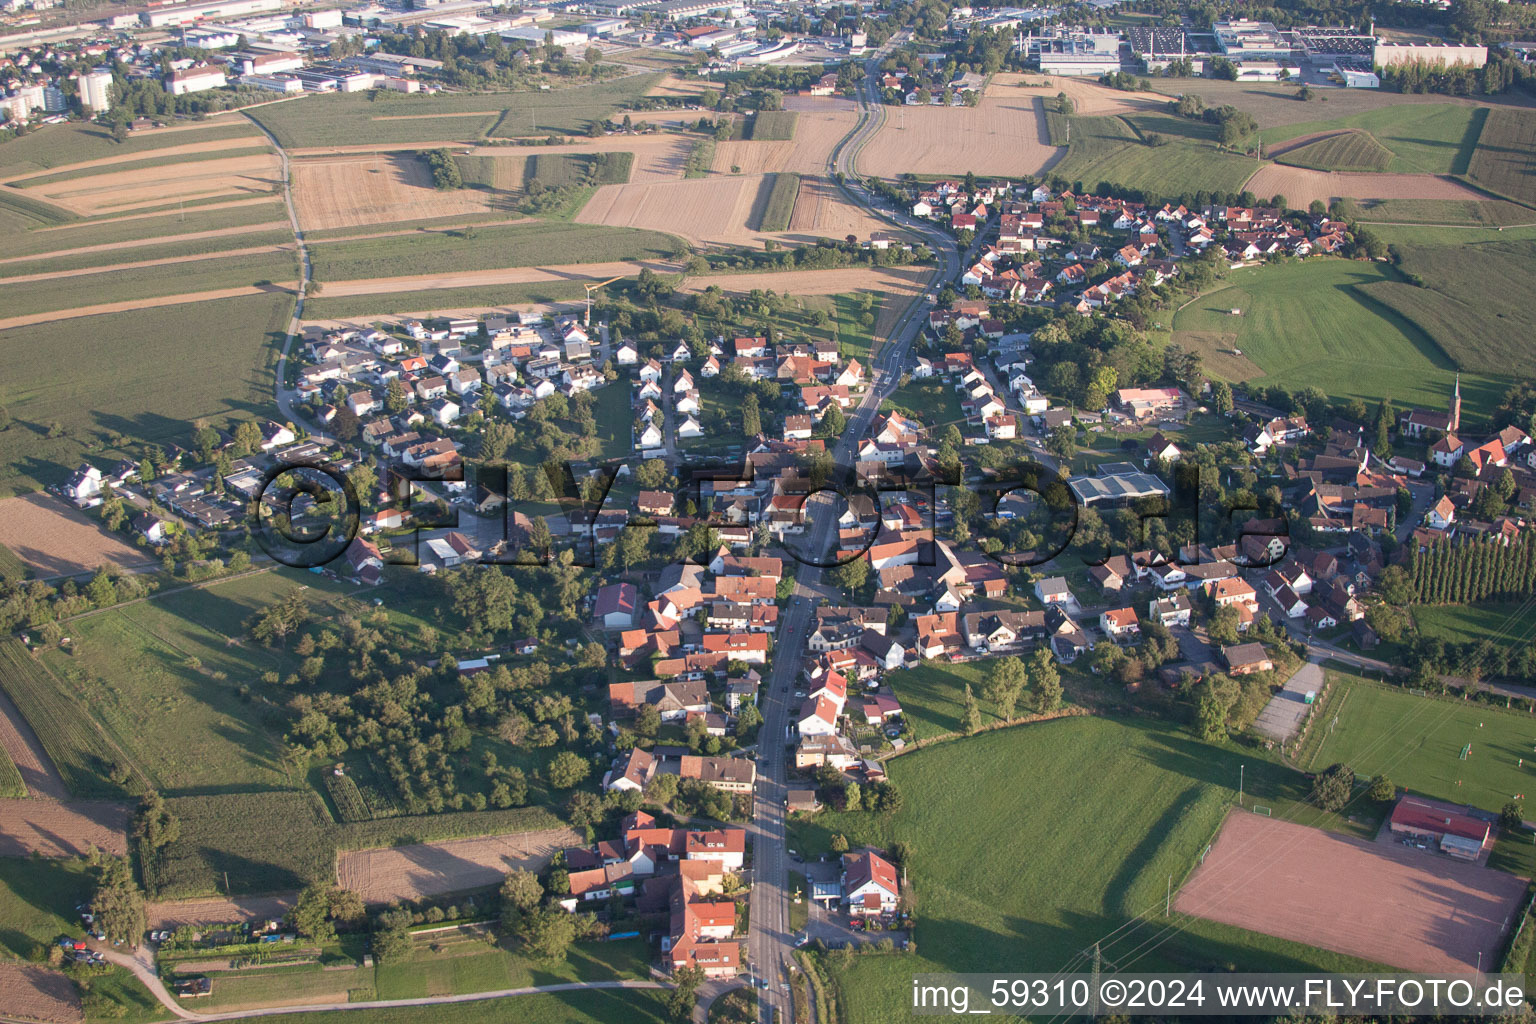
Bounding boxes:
0 963 83 1024
24 151 281 217
1242 165 1482 207
1175 811 1526 973
0 494 154 578
578 174 768 244
712 95 857 175
338 827 581 904
786 175 903 241
292 153 503 231
858 81 1060 177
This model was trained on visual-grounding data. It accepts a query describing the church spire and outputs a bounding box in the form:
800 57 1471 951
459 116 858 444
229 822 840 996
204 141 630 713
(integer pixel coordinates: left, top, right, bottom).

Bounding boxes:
1451 373 1461 434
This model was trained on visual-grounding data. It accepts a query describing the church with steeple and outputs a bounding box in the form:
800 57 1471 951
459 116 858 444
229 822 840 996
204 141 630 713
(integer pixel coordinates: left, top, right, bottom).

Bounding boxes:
1399 374 1461 439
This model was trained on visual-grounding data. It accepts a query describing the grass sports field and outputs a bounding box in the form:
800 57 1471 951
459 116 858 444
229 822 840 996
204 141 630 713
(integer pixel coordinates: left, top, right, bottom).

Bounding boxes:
1357 238 1536 377
1466 108 1536 206
1305 671 1536 814
746 110 799 141
245 77 660 148
307 222 679 283
808 717 1382 1024
1052 114 1258 198
0 292 293 496
1170 258 1510 415
756 172 800 232
1272 129 1393 172
1257 104 1484 175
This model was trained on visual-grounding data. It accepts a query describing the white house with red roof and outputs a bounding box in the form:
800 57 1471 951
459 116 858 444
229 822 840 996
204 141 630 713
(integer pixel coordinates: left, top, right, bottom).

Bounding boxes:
842 850 900 916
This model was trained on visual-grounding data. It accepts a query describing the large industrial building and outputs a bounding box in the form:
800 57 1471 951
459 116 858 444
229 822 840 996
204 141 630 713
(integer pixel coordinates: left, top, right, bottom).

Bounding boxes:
1374 41 1488 68
1023 30 1122 76
1213 20 1294 61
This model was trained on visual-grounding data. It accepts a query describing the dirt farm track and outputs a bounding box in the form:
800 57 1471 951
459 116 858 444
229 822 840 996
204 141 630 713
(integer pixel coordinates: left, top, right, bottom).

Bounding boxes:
1175 811 1526 972
337 826 581 905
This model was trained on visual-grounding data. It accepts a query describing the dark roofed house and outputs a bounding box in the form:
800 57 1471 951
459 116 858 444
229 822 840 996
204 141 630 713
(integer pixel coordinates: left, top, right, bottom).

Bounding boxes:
1220 642 1273 676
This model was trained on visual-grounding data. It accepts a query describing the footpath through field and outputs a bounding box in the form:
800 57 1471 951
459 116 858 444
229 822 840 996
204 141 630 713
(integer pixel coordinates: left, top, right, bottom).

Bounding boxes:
100 944 666 1023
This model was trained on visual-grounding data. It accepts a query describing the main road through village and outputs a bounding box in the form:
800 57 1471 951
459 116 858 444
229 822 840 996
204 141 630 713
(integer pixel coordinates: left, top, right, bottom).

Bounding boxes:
744 34 974 1024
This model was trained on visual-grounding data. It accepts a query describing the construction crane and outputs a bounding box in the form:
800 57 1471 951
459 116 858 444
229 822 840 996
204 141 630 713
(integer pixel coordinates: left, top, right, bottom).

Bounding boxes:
584 275 624 327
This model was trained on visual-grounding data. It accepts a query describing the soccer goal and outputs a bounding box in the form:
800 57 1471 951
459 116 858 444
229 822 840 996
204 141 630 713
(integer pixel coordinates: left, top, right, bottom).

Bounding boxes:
1251 805 1273 816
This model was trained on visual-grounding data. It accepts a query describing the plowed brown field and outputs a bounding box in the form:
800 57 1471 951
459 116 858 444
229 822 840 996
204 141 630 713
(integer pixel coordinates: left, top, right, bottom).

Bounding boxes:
0 799 130 857
0 964 83 1024
713 96 858 176
337 827 581 904
0 494 155 577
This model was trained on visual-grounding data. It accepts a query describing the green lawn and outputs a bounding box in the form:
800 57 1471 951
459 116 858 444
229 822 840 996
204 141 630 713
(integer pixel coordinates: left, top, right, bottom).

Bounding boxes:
1257 103 1485 175
1414 601 1536 653
882 377 965 434
885 660 993 740
1170 258 1511 416
1305 669 1536 814
822 717 1385 1024
246 77 661 148
0 292 293 496
1053 114 1258 199
307 222 680 283
373 935 649 998
1358 237 1536 378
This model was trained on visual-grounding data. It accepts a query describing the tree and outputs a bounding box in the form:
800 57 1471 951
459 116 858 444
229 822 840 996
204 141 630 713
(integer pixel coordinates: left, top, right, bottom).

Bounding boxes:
91 858 144 946
1502 800 1525 830
1029 648 1062 713
499 868 543 930
287 883 358 944
741 392 761 439
634 704 661 738
833 556 868 594
646 770 679 805
1045 424 1077 461
666 965 706 1023
830 833 849 853
385 379 408 414
547 750 590 789
1212 380 1234 415
983 656 1026 721
1309 763 1355 812
1368 775 1395 802
134 791 179 853
519 907 576 961
961 683 982 735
